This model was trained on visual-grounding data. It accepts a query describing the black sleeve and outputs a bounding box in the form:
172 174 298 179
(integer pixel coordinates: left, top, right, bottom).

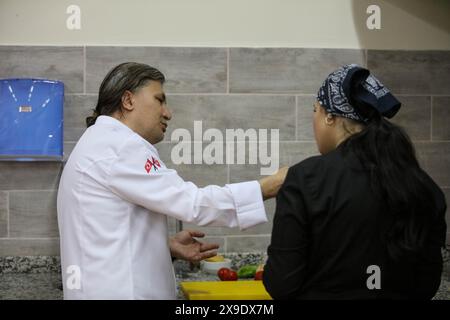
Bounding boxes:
412 192 447 299
263 166 311 299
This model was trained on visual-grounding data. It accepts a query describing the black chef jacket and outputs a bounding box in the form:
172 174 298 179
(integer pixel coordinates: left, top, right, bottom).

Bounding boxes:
263 144 447 300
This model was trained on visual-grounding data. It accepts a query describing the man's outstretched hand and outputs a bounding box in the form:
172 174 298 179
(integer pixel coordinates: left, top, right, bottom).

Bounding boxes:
169 230 220 263
259 166 289 200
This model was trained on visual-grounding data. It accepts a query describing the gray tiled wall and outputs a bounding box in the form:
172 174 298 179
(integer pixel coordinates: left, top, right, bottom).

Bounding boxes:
86 47 227 94
0 46 449 256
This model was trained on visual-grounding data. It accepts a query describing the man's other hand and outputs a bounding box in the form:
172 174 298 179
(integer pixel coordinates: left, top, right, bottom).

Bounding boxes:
169 230 220 263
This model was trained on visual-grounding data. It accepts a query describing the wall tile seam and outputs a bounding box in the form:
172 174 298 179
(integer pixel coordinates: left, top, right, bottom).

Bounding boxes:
295 96 299 140
226 47 230 94
6 190 57 193
6 191 9 238
64 93 450 97
0 237 60 240
431 95 434 141
83 45 86 94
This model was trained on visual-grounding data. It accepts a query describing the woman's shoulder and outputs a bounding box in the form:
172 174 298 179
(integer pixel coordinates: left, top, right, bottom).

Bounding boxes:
289 147 347 177
419 169 447 211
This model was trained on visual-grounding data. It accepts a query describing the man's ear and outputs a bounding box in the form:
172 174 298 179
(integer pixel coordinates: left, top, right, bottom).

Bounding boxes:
121 90 135 112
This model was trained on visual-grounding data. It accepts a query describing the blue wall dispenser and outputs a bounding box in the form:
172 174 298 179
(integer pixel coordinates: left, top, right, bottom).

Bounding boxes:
0 78 64 161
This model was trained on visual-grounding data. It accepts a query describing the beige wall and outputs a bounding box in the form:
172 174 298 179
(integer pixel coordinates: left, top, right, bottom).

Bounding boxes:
0 0 449 49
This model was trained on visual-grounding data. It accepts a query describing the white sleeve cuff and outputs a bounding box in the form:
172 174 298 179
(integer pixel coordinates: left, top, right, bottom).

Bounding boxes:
226 180 268 230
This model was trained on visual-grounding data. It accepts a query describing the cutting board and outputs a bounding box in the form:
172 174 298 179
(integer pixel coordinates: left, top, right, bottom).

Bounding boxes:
180 280 272 300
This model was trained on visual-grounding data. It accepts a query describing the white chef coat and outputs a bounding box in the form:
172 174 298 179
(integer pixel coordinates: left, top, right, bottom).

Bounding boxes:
57 115 267 300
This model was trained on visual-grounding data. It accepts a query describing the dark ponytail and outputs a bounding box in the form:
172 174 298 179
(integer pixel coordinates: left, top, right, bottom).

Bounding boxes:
341 101 438 261
85 111 99 128
86 62 165 127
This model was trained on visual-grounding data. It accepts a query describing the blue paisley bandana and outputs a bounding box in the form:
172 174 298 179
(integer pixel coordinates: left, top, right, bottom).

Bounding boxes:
316 64 401 123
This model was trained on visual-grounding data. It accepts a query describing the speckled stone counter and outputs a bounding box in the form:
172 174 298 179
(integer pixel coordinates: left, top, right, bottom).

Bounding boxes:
0 253 266 300
1 251 449 300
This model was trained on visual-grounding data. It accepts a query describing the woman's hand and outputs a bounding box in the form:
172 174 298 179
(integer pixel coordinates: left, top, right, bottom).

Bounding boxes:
258 166 289 200
169 230 220 263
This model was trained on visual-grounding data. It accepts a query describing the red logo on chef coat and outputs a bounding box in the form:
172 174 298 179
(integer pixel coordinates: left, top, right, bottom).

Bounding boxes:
145 156 161 173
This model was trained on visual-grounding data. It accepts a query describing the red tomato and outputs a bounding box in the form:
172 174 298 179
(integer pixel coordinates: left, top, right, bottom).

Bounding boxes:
217 268 231 281
228 270 238 281
254 270 263 281
217 268 238 281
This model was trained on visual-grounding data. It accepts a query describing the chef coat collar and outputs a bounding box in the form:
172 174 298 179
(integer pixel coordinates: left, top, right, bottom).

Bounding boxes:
94 115 160 155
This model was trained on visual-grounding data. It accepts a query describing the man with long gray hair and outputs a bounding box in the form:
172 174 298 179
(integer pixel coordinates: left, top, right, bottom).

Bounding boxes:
57 62 287 299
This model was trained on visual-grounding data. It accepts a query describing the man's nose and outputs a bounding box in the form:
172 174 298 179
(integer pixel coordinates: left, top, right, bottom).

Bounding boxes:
163 104 172 121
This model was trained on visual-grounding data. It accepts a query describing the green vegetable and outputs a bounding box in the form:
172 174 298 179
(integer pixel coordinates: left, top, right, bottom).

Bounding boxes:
237 265 258 278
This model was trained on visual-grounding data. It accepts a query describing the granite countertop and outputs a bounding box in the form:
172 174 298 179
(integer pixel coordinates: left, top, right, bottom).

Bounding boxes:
0 251 449 300
0 253 265 300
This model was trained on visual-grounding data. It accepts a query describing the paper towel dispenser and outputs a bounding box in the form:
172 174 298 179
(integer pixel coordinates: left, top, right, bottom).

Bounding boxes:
0 78 64 161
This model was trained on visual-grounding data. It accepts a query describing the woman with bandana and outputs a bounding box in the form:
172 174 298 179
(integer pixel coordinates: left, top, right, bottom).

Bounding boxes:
263 64 447 299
